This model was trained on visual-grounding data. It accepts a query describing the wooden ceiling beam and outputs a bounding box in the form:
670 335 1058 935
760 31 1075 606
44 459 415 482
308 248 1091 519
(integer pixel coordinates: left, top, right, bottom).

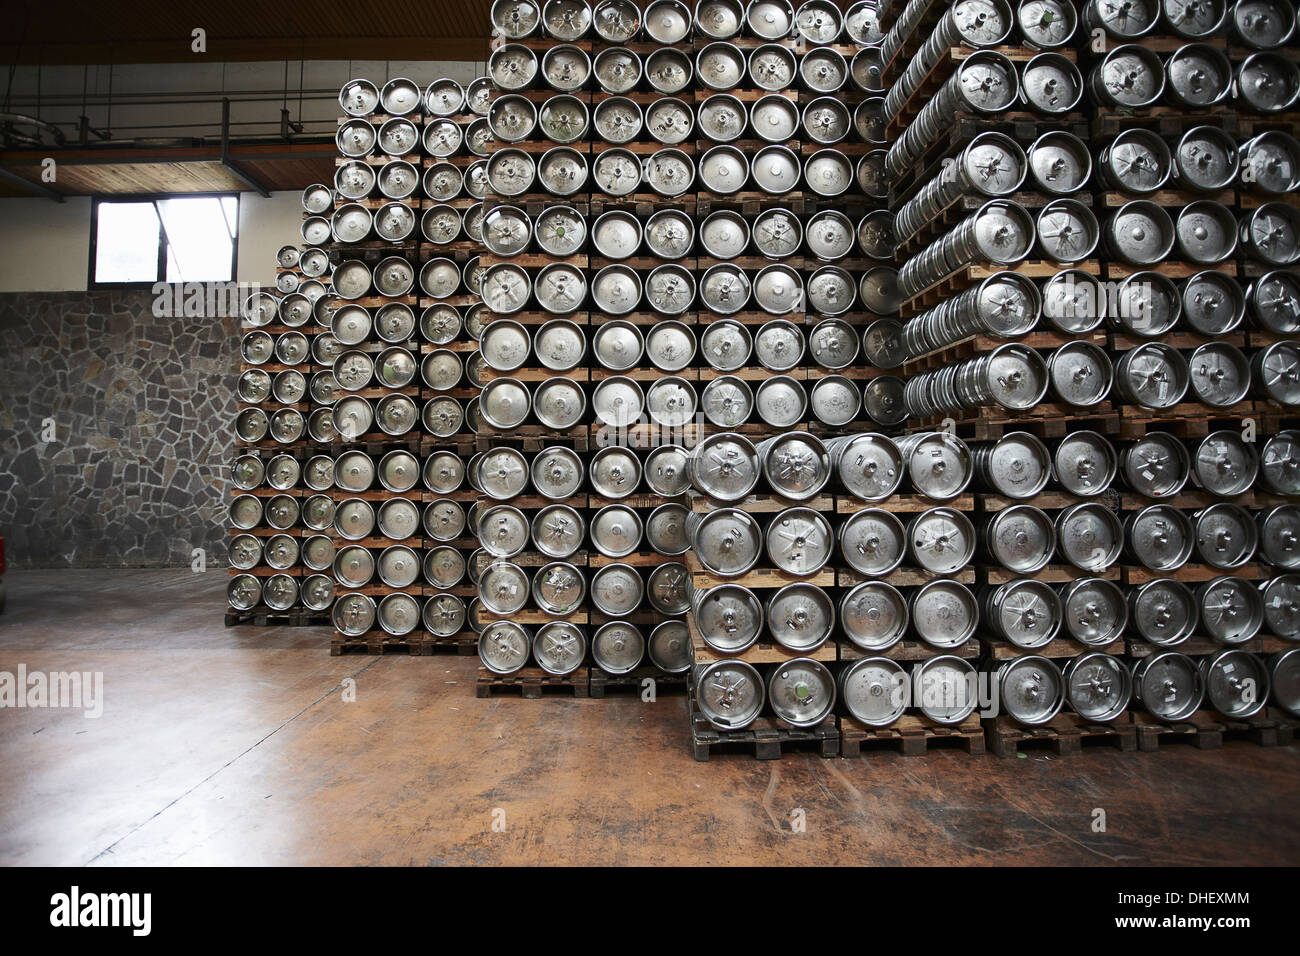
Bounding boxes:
0 142 337 167
0 139 338 196
0 164 66 201
0 35 489 65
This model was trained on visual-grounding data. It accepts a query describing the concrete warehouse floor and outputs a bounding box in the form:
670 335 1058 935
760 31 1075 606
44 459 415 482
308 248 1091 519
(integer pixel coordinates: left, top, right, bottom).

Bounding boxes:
0 569 1296 867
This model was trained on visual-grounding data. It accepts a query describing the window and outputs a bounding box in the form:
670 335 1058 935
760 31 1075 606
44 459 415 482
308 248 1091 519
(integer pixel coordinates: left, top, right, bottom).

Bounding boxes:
90 195 239 287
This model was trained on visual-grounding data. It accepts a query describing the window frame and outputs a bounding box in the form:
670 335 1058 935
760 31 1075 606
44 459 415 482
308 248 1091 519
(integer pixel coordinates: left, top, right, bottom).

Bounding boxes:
88 192 241 290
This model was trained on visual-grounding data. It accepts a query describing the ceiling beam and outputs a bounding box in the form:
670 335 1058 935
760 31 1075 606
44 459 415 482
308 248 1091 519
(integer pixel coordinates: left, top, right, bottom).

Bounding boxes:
0 35 489 65
0 142 337 167
0 164 65 201
0 139 337 196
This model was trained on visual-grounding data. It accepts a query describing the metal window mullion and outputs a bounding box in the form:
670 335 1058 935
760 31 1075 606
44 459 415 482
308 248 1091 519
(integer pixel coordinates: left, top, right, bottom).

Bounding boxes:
153 199 176 283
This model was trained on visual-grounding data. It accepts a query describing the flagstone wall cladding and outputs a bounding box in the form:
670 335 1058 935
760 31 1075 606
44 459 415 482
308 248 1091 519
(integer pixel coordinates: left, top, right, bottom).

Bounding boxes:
0 291 237 568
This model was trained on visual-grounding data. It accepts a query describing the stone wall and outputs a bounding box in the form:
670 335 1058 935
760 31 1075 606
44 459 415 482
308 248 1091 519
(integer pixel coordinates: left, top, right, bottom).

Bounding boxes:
0 291 237 568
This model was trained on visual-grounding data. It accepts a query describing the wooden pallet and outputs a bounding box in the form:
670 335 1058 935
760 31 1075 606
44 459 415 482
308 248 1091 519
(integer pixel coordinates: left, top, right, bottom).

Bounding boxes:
318 487 477 503
330 632 429 656
1240 190 1300 211
590 89 693 106
1109 329 1246 352
1126 635 1293 658
901 260 1100 318
806 419 895 441
836 492 976 514
472 550 590 575
1102 260 1237 281
476 252 589 269
798 139 872 157
587 193 700 217
587 310 704 330
1130 710 1284 752
226 564 305 579
589 665 688 699
902 330 1106 376
588 550 678 568
309 434 443 456
692 310 815 329
1092 104 1242 141
835 566 979 588
907 405 1120 441
473 424 590 453
838 638 981 662
1266 707 1299 745
686 557 837 591
595 139 700 157
422 632 478 656
481 309 590 327
1084 34 1227 58
980 635 1125 660
475 666 590 699
590 365 702 383
592 421 704 450
975 489 1121 513
685 489 834 514
1121 563 1267 586
1098 188 1236 209
1117 490 1290 512
688 698 839 761
474 607 590 628
1091 107 1246 140
1116 406 1259 441
695 191 811 217
588 254 696 273
225 608 329 628
487 35 597 53
982 564 1123 586
985 712 1138 758
897 191 1091 259
801 193 883 218
1232 110 1300 140
1252 329 1300 351
841 713 986 757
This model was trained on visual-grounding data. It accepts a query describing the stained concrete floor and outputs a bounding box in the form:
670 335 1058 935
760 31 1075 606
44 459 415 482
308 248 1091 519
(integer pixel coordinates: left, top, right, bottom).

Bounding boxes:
0 568 1296 866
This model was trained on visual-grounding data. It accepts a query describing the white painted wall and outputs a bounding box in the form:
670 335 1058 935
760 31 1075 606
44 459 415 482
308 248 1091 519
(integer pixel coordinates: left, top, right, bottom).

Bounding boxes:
0 197 94 292
0 190 305 292
236 191 306 289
